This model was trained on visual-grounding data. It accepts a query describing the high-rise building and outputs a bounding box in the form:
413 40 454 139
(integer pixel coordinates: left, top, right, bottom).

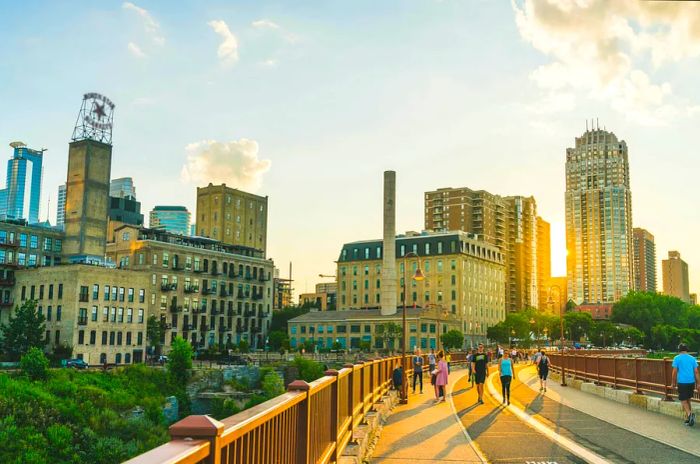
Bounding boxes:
110 177 136 199
149 206 191 236
424 187 540 312
633 228 657 292
0 142 44 224
536 217 551 312
565 126 634 304
196 183 268 254
662 251 690 303
56 184 66 229
109 196 144 227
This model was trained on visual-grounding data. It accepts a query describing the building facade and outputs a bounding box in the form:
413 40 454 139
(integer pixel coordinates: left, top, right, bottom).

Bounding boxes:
9 265 151 365
56 184 66 229
424 187 540 312
110 177 137 199
109 196 144 227
662 251 690 303
196 184 268 253
149 206 191 236
336 231 505 343
536 217 552 312
106 224 275 351
565 128 634 304
299 282 337 311
0 142 44 224
633 228 657 293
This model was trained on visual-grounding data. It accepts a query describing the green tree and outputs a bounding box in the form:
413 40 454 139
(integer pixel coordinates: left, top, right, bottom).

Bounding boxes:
563 311 594 341
146 315 165 356
269 306 311 332
237 340 250 353
0 300 46 360
167 337 193 386
440 330 464 350
377 322 402 349
20 347 49 380
267 330 290 351
261 371 285 398
292 356 325 382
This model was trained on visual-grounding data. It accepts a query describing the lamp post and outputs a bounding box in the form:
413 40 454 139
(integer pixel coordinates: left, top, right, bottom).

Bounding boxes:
401 251 424 404
547 284 565 386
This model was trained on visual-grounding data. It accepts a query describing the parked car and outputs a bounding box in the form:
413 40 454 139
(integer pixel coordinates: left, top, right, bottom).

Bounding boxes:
65 359 89 369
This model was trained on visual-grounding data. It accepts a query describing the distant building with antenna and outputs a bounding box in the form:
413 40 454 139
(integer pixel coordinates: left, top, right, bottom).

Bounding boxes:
0 142 45 224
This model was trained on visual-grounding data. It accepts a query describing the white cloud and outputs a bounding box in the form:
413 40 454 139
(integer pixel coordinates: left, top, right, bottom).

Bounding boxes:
260 59 278 67
123 2 165 46
252 19 279 30
127 42 146 58
208 20 239 66
512 0 700 125
181 139 271 191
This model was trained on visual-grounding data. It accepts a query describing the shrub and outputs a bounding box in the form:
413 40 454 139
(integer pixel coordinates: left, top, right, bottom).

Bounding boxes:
20 347 49 381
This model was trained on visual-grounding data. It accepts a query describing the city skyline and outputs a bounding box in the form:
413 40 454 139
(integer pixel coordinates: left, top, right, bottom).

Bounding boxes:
2 1 700 298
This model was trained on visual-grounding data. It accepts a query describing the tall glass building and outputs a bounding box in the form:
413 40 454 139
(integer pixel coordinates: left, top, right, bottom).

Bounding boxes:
149 206 191 236
565 127 634 304
0 142 44 223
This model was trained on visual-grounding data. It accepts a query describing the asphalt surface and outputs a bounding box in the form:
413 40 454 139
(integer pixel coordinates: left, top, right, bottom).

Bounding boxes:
451 365 700 464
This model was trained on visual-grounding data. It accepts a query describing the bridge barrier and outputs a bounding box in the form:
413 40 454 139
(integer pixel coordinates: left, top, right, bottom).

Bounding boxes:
549 352 699 402
126 353 471 464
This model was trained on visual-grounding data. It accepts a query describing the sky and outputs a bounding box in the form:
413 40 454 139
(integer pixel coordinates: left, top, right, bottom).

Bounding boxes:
1 0 700 298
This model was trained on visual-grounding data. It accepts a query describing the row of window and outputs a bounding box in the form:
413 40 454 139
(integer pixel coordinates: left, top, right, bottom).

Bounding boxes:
0 231 62 251
21 284 63 301
0 250 59 267
79 285 146 303
290 323 444 335
76 329 144 346
78 306 145 324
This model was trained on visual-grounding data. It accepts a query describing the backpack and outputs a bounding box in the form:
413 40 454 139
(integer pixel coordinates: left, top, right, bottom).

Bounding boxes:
539 356 549 369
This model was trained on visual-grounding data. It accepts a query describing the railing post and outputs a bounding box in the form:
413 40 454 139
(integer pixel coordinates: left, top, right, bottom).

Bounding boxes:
662 358 672 401
634 357 641 394
595 356 600 385
288 380 311 464
344 363 355 435
169 415 224 464
325 369 340 462
613 357 617 389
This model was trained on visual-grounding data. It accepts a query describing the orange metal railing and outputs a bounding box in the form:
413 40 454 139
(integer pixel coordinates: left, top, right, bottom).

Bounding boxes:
549 352 699 402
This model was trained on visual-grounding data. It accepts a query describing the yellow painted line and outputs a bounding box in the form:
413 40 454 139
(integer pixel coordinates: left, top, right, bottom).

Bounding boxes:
486 371 610 464
447 372 489 463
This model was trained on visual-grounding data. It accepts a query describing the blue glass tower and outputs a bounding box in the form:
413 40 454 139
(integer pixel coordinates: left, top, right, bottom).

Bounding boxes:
0 142 44 223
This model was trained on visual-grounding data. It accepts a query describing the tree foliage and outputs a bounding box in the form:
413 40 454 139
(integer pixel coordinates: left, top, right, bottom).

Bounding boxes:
146 316 165 355
0 300 46 360
267 330 289 351
20 347 49 381
269 306 311 332
167 337 193 387
440 330 464 350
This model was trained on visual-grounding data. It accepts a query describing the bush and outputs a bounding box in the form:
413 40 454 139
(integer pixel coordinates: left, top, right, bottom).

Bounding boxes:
20 347 49 381
261 371 285 398
292 357 325 382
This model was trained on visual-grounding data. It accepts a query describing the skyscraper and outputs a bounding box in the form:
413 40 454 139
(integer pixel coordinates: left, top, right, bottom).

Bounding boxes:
424 187 540 312
56 184 66 229
633 228 656 292
110 177 136 199
565 126 634 304
149 206 191 236
536 216 552 312
0 142 44 223
662 251 690 303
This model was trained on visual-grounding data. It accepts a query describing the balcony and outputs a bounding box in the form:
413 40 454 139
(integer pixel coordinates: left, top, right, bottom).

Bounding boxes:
169 305 183 313
219 289 229 297
236 325 248 334
79 294 89 302
244 310 255 317
161 283 177 292
251 326 261 334
0 300 13 307
0 240 19 248
172 263 184 271
200 324 210 332
259 310 270 318
252 294 262 301
164 323 173 330
202 287 217 296
193 268 204 273
0 277 15 286
258 275 270 282
244 274 253 281
184 285 199 294
211 269 222 276
77 316 88 326
183 324 194 331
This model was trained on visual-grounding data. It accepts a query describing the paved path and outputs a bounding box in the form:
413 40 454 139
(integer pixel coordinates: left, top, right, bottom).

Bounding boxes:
371 368 485 463
372 363 700 464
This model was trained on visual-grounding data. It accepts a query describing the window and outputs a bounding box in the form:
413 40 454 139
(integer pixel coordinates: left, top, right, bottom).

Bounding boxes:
29 235 38 249
91 306 98 321
111 287 117 301
101 331 107 345
137 332 143 345
46 306 52 321
104 285 110 301
139 289 145 303
111 307 117 322
162 252 169 267
103 307 109 322
54 239 62 252
109 332 115 345
78 330 85 344
28 254 37 267
127 308 133 323
126 332 132 345
92 284 99 299
138 309 144 323
90 330 96 345
119 287 125 302
118 307 124 322
117 332 123 345
56 305 62 321
19 233 27 247
39 285 44 299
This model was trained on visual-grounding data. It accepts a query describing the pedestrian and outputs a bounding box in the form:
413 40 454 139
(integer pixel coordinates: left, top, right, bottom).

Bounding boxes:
445 350 452 374
428 348 436 376
472 343 489 404
671 343 699 426
499 350 513 405
392 363 403 392
510 347 518 364
467 349 475 388
537 349 549 392
434 350 449 403
412 348 424 394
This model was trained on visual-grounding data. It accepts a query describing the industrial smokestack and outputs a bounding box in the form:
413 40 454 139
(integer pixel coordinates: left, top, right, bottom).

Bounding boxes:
381 171 397 315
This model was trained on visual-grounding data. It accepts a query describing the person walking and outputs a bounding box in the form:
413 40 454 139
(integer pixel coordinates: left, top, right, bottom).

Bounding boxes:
434 350 449 403
499 350 514 405
472 343 489 404
537 349 549 392
467 349 475 388
428 348 437 376
412 348 424 394
671 343 700 426
392 363 403 392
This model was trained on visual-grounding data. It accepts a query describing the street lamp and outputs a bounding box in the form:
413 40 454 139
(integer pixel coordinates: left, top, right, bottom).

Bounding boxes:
547 284 565 386
401 251 424 404
510 328 516 347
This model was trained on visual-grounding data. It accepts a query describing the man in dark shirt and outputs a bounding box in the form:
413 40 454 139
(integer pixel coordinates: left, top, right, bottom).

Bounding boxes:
412 348 424 394
471 343 489 404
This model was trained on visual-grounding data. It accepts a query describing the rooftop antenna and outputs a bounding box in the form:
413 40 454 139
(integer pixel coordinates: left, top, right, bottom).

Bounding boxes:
596 118 599 130
586 120 588 131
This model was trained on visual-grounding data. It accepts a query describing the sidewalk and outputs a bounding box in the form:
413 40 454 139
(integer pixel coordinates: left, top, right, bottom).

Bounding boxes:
370 368 485 463
517 365 700 457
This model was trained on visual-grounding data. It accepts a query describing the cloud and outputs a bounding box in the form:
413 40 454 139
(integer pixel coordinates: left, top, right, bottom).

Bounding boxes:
252 19 280 30
127 42 146 58
208 20 239 66
181 139 271 191
512 0 700 125
260 59 278 68
123 2 165 45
